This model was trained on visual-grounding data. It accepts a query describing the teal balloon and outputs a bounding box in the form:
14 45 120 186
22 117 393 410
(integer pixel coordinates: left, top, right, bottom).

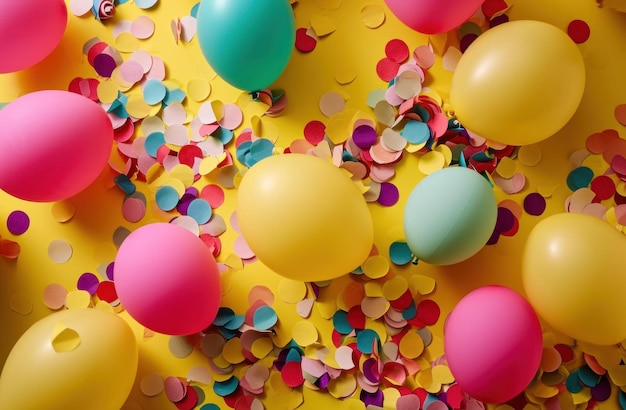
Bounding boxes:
403 167 497 265
196 0 295 91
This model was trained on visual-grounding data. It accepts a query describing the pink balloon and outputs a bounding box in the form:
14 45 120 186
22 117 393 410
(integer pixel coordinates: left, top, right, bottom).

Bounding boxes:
0 90 113 202
444 286 542 403
113 223 222 336
0 0 68 73
384 0 485 34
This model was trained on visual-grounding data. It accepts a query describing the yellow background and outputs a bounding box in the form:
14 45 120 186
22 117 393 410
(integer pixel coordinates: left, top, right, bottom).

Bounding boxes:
2 0 626 408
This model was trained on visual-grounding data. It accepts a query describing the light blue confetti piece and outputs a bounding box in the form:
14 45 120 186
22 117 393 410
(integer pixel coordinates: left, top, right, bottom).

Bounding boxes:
459 151 467 168
212 127 234 145
213 376 239 397
190 2 201 18
155 186 179 211
111 103 130 119
235 141 252 165
578 365 601 387
566 370 584 393
143 79 167 105
389 241 413 265
135 0 158 9
224 314 244 331
213 307 235 326
401 120 430 144
217 327 238 340
145 131 166 158
356 329 380 355
253 305 278 330
351 266 364 275
114 174 136 195
285 347 302 363
163 88 186 106
332 310 353 335
620 390 626 410
187 198 212 224
249 139 275 164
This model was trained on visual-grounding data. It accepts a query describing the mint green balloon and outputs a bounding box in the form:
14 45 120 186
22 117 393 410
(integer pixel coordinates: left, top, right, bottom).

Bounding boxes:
196 0 295 91
403 167 497 265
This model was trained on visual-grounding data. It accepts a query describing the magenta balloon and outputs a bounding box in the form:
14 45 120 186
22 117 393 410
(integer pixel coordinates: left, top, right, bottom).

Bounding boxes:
0 0 67 73
0 90 113 202
114 223 222 336
444 286 542 403
384 0 485 34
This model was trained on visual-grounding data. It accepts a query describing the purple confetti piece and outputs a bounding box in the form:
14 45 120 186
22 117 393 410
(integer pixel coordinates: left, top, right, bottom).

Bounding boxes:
460 33 479 53
495 206 516 232
591 376 612 402
177 193 196 215
377 182 399 206
486 229 500 245
7 210 30 235
352 125 378 149
362 358 380 384
360 389 384 407
524 192 547 216
77 272 100 295
106 262 115 281
316 373 331 389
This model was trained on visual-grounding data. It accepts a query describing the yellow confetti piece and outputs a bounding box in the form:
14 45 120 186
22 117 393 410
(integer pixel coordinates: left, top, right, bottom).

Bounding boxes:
325 110 353 144
538 184 559 198
278 279 307 304
94 300 114 312
527 381 559 399
518 144 542 166
496 156 517 179
187 78 212 102
140 373 164 397
115 32 140 52
608 364 626 386
429 33 448 56
169 164 195 188
431 365 454 384
311 14 336 36
97 80 119 104
51 201 76 223
224 253 243 270
65 290 92 309
382 275 408 301
364 281 384 297
316 0 341 10
418 150 445 175
126 95 152 119
335 64 357 85
222 337 245 364
250 337 274 359
328 373 357 399
382 387 401 407
360 4 385 29
411 274 436 295
399 331 424 359
244 100 270 119
361 255 389 279
571 388 592 405
146 162 166 185
292 321 319 347
9 293 32 315
51 323 81 353
434 144 452 166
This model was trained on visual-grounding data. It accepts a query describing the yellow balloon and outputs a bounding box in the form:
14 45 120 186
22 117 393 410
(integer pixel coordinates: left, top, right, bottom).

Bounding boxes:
0 308 138 410
522 213 626 345
450 20 585 146
236 153 374 281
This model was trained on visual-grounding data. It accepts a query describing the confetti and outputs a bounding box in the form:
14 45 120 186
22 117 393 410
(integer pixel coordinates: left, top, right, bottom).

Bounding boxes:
6 210 29 235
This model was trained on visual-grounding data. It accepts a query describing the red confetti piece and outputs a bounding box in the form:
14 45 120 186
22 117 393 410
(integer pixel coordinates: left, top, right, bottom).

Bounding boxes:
389 289 413 311
376 57 401 82
415 299 440 326
200 184 225 208
500 215 519 237
223 386 245 408
446 384 464 409
385 39 409 64
295 27 316 53
568 19 590 44
96 280 118 303
555 343 576 363
347 305 366 330
281 361 305 387
303 120 326 145
482 0 508 19
174 385 199 410
178 144 204 167
590 175 616 201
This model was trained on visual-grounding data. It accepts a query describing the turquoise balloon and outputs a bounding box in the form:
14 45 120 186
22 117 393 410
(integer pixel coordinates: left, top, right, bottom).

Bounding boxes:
196 0 295 91
403 167 497 265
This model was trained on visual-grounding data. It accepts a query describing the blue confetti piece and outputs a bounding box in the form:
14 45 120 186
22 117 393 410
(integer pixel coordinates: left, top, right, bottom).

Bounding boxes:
253 305 278 330
389 241 413 265
190 2 201 18
332 310 353 335
199 404 220 410
114 174 136 195
285 347 302 363
212 127 234 145
145 131 166 157
565 370 584 393
402 301 417 320
235 141 252 165
143 79 167 105
213 376 239 397
578 364 601 387
567 166 594 191
163 88 186 106
224 314 244 331
356 329 380 355
412 104 431 122
187 198 212 224
212 307 235 326
401 120 431 145
155 186 179 211
249 138 275 164
620 390 626 410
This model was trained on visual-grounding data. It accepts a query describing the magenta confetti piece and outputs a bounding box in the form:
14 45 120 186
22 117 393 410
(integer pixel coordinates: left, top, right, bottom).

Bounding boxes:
377 182 400 206
523 193 547 216
77 272 101 295
591 376 612 401
7 210 30 235
177 193 196 215
352 125 378 149
106 262 115 281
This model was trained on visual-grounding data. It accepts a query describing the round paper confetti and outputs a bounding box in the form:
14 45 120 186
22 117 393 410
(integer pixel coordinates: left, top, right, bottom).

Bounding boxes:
43 283 68 310
361 4 385 28
523 193 547 216
568 19 590 44
292 320 318 347
48 239 73 264
7 210 29 235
